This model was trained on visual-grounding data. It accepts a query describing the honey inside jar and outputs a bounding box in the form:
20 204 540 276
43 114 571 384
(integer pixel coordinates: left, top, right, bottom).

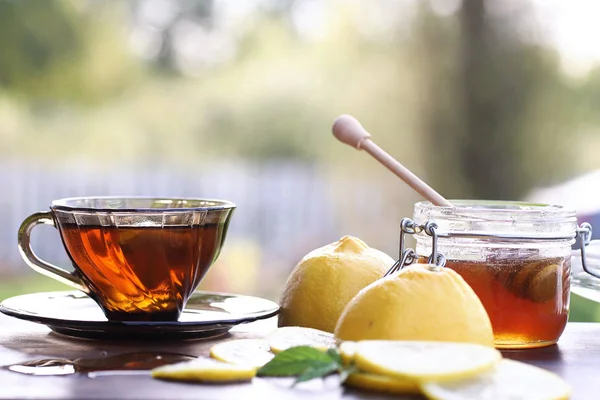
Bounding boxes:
418 256 570 348
412 200 579 349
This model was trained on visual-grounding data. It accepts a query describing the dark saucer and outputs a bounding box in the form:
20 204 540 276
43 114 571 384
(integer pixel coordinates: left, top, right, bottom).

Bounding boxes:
0 290 279 340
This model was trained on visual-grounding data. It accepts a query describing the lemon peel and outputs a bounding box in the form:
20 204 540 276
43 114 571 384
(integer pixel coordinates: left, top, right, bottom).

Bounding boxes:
344 371 420 395
278 236 393 333
334 264 494 347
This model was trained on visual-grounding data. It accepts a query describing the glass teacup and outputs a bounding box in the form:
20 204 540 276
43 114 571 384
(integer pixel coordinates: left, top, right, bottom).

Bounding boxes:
18 197 236 322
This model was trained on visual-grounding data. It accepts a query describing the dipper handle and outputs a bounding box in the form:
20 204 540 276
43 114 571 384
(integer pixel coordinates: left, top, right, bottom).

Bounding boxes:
332 115 453 207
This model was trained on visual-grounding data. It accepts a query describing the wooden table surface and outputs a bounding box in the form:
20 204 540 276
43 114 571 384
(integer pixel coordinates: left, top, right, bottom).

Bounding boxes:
0 313 598 400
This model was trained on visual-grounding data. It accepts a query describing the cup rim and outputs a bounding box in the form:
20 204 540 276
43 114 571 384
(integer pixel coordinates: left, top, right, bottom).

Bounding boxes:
50 196 236 213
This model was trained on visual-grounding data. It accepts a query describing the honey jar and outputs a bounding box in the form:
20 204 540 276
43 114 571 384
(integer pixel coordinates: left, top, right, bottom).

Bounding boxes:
405 200 590 349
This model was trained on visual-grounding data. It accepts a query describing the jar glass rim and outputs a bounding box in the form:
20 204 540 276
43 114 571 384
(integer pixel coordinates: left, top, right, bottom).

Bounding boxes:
414 200 576 220
413 200 578 240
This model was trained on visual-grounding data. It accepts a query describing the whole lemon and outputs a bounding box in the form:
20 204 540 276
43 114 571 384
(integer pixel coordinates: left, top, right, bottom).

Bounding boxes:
278 236 394 333
334 264 494 347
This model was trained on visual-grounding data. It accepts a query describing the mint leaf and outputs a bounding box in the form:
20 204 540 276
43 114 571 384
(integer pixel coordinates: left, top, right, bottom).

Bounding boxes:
257 346 351 386
257 346 336 377
326 348 342 365
293 363 339 386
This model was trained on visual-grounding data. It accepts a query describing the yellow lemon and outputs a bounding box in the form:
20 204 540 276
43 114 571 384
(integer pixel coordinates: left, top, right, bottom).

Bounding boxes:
278 236 394 333
422 359 572 400
345 371 420 395
353 340 501 383
334 264 494 347
151 357 256 382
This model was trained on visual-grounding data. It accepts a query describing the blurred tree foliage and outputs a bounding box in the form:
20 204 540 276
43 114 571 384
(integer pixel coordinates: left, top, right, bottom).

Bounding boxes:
128 0 215 74
580 67 600 124
1 0 599 191
0 0 136 102
416 0 582 200
0 0 80 92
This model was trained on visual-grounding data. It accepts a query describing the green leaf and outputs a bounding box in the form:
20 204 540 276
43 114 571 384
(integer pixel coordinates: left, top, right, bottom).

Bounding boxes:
257 346 337 377
326 348 342 365
293 363 339 386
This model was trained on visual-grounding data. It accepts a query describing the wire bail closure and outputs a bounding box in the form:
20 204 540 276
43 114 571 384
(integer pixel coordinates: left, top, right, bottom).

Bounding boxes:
577 222 597 278
384 218 446 277
384 220 594 278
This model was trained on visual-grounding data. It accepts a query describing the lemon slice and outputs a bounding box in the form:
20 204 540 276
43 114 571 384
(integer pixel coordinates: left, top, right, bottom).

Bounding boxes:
422 359 571 400
151 357 256 382
354 341 501 382
210 339 274 369
345 371 420 395
268 326 336 353
339 341 357 365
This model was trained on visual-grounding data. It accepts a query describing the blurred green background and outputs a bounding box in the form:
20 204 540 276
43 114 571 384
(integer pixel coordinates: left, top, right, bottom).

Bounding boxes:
2 0 600 321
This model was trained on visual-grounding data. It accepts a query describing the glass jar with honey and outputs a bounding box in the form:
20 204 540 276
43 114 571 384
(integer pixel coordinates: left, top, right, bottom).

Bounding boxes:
411 200 588 349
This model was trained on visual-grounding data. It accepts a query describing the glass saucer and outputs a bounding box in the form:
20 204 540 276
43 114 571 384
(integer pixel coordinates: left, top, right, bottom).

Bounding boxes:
0 291 279 340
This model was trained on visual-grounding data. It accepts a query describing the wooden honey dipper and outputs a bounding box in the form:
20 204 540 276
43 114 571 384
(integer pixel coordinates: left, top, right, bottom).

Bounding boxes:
332 114 560 303
332 114 453 207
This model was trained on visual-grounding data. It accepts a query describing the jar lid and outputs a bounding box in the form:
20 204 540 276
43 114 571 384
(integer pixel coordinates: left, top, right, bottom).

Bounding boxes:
414 200 578 241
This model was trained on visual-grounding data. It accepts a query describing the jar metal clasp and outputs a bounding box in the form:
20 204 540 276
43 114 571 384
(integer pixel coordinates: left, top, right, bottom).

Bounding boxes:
385 219 594 278
577 222 597 278
384 218 446 277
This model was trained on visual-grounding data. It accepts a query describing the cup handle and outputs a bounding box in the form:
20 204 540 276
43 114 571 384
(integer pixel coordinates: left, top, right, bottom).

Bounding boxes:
17 211 88 293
